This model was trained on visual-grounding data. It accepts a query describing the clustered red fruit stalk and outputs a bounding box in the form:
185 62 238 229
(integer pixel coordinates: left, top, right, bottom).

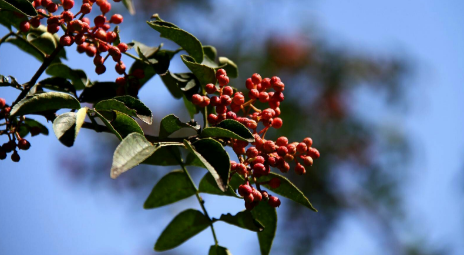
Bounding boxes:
0 98 33 162
19 0 145 97
192 70 321 210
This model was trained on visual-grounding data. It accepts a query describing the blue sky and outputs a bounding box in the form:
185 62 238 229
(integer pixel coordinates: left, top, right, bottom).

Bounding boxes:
1 0 464 254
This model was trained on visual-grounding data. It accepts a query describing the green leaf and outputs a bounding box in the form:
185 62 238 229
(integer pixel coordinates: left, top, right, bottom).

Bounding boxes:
144 170 196 209
201 119 254 142
10 92 80 116
95 99 137 120
46 63 88 90
209 245 232 255
251 202 277 255
110 132 156 179
218 57 239 78
142 144 184 166
28 29 66 60
182 95 198 119
6 37 45 62
159 71 185 99
147 20 204 63
216 210 264 232
183 139 230 192
122 0 135 15
159 114 198 138
198 172 241 198
0 0 37 17
258 172 317 212
0 10 25 30
23 118 48 136
92 110 122 140
52 108 87 147
109 111 143 139
155 209 210 251
113 96 152 124
181 55 216 88
79 81 118 103
37 77 77 97
203 46 217 61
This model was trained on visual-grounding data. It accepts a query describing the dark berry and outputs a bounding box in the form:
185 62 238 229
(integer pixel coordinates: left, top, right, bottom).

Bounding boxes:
268 196 281 207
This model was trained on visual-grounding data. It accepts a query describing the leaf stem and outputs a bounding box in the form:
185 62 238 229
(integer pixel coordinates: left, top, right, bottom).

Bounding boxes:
123 52 143 62
172 150 219 246
0 31 14 46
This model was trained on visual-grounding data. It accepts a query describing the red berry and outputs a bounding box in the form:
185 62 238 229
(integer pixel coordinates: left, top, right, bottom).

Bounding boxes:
270 76 281 86
286 144 296 155
248 89 259 99
117 43 128 53
295 163 306 175
244 193 254 203
276 146 288 156
205 83 216 94
75 34 86 45
62 0 74 10
199 96 210 107
106 31 117 43
220 95 232 106
272 117 283 129
19 20 30 33
251 73 262 85
0 149 6 160
115 77 126 86
85 45 97 57
261 78 271 89
273 81 285 92
216 69 226 79
236 163 247 175
258 91 269 103
80 3 92 14
77 44 87 53
223 86 233 96
226 111 236 120
303 137 313 147
41 0 51 7
268 196 281 207
263 140 276 153
269 178 281 189
115 62 126 74
207 114 218 125
60 35 73 46
11 151 20 162
110 14 123 24
232 93 245 105
0 98 5 108
62 11 74 22
82 17 91 25
296 142 307 153
47 24 60 34
302 156 313 166
252 189 262 202
217 75 229 87
253 163 266 176
70 20 83 32
94 28 107 41
17 139 30 150
238 184 252 197
29 17 41 28
95 65 106 75
98 43 109 52
108 46 121 61
100 1 111 13
94 15 106 27
307 147 320 159
210 96 220 106
191 94 203 106
216 105 227 114
276 136 288 147
246 147 259 158
47 2 58 12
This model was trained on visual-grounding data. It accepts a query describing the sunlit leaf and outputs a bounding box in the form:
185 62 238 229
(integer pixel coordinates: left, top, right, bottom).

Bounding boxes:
181 55 216 88
159 114 198 138
10 92 80 116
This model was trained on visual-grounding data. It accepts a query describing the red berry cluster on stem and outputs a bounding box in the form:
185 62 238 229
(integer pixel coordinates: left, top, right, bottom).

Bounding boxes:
0 98 31 162
192 70 321 210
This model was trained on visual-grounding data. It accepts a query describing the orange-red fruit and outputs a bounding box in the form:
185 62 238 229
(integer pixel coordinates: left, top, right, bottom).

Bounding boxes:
46 3 58 13
307 147 320 159
115 77 126 86
252 189 262 202
207 114 218 125
60 35 73 46
238 184 253 197
216 68 226 79
295 163 306 175
115 62 126 74
0 98 5 108
17 139 30 150
20 20 30 32
268 196 281 207
251 73 262 85
263 140 276 153
94 15 106 27
62 0 74 9
222 86 233 96
117 43 128 53
272 117 283 129
303 137 313 147
191 94 203 106
110 14 123 24
302 156 314 166
276 136 288 147
205 83 216 94
217 75 229 87
296 142 307 153
269 178 281 189
95 65 106 75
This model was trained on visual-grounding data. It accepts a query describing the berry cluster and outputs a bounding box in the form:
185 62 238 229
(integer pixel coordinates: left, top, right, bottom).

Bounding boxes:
192 70 320 210
0 98 32 162
18 0 145 97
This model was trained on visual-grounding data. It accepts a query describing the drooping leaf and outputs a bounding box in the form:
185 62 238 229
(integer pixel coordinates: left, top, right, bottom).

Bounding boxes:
218 57 239 78
23 118 49 136
0 10 25 30
144 170 196 209
183 139 230 192
159 71 185 99
209 245 232 255
198 172 241 198
201 127 252 142
251 202 277 255
258 172 317 212
52 108 87 147
113 96 152 124
37 77 77 97
121 0 135 15
28 29 66 60
215 120 254 142
0 0 37 17
142 144 184 166
10 91 80 116
46 63 88 90
109 111 143 139
155 209 210 251
147 20 204 63
216 210 264 232
92 110 122 140
110 132 156 178
5 37 45 62
159 114 198 138
79 81 118 103
181 55 216 88
203 46 217 61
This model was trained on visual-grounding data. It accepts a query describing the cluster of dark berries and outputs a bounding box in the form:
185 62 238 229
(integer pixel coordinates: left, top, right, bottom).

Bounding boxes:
192 69 320 210
0 98 31 162
18 0 145 97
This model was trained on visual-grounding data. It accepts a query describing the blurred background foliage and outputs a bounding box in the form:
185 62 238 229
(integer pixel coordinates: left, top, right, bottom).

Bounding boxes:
56 1 445 254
